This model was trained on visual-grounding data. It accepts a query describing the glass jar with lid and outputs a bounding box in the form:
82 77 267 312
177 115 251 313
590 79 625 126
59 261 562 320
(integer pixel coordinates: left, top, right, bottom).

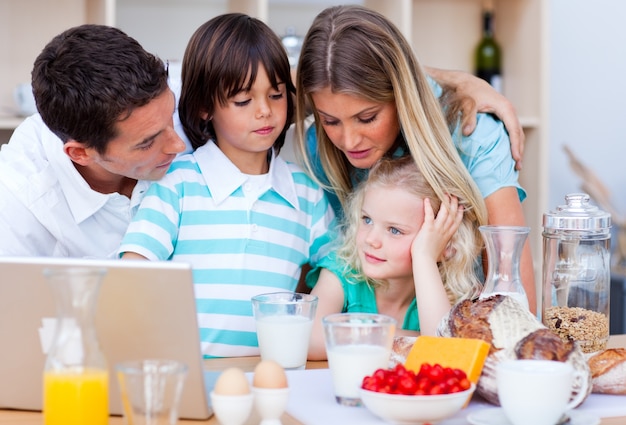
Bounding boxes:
541 193 611 353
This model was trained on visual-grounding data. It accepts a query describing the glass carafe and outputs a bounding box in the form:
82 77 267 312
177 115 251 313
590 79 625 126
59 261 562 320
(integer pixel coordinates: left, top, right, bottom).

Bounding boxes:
542 193 611 353
43 268 109 425
479 225 530 310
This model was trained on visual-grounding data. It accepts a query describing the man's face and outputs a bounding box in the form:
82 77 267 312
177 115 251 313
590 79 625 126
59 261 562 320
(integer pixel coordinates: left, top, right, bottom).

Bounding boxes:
89 89 186 182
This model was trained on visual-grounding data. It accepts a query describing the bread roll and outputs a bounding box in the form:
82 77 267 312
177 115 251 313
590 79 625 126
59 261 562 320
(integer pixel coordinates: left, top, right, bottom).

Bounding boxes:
389 336 417 367
587 348 626 394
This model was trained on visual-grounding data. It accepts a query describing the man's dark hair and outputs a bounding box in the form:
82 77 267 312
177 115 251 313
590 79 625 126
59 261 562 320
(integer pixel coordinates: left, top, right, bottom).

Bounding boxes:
31 24 169 154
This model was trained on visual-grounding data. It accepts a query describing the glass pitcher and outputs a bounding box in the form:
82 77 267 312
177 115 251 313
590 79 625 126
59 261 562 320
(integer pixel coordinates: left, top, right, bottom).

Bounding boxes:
542 193 611 353
43 268 109 425
478 225 530 310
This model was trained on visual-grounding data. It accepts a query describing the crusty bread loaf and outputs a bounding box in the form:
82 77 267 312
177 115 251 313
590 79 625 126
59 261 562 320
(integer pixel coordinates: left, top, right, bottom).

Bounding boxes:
515 328 576 361
438 295 592 406
587 348 626 394
444 295 502 355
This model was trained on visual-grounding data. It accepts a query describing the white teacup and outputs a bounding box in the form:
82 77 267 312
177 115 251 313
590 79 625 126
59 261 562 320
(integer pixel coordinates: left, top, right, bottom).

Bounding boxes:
13 83 37 116
496 359 588 425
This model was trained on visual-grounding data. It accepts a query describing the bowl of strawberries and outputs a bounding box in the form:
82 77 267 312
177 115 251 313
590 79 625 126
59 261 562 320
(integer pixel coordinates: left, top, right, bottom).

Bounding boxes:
360 363 475 425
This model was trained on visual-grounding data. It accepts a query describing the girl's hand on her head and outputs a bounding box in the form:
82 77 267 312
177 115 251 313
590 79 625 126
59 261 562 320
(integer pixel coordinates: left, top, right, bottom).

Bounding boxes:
411 196 463 262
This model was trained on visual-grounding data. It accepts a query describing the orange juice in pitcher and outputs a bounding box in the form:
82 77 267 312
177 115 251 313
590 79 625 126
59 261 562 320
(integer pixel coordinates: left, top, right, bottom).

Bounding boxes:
42 268 109 425
44 368 109 425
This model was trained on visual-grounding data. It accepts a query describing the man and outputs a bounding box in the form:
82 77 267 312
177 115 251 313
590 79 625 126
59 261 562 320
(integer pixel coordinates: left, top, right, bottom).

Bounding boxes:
0 25 186 257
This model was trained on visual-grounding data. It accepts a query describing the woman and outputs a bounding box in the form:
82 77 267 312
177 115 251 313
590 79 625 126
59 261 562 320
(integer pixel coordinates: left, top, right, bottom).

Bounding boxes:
294 5 536 313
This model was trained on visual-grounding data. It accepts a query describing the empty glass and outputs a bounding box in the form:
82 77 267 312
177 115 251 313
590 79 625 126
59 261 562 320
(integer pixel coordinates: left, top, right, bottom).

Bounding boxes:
116 359 188 425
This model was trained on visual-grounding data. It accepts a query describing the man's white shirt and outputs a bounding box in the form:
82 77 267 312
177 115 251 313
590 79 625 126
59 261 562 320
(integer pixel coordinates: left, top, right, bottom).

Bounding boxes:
0 114 150 258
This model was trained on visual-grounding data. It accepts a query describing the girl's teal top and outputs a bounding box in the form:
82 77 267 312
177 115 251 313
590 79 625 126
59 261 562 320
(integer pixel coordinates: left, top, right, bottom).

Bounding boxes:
308 251 420 331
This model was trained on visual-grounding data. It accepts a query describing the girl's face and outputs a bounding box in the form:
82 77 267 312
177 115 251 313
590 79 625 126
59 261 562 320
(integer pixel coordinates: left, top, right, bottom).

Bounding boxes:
211 65 288 173
356 184 425 281
310 87 400 169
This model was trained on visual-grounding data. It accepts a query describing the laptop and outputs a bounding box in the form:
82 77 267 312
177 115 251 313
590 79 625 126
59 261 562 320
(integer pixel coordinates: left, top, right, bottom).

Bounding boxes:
0 256 213 420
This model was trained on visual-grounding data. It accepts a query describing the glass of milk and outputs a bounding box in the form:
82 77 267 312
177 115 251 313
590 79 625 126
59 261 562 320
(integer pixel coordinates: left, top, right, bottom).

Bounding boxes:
251 292 318 370
322 313 396 406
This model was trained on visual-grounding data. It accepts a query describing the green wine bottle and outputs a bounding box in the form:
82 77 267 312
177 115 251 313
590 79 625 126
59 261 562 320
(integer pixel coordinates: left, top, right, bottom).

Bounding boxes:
474 4 502 93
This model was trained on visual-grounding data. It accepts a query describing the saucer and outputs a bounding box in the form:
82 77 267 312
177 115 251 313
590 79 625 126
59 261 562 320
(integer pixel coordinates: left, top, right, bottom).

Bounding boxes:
467 408 600 425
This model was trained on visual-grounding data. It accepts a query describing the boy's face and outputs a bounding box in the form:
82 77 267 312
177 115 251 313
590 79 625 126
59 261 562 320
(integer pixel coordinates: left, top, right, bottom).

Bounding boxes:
86 89 186 182
211 65 288 174
356 184 425 282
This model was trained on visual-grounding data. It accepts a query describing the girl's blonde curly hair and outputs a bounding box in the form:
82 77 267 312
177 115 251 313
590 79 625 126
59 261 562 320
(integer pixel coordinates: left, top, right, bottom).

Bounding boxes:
337 157 483 304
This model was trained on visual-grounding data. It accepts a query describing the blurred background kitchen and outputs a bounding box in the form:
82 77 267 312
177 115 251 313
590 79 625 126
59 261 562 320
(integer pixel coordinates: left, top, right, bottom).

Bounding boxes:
1 0 625 325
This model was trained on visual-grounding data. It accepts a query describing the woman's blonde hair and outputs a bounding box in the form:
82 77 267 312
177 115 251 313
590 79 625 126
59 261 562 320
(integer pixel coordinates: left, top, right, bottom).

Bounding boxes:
294 5 488 231
337 157 482 303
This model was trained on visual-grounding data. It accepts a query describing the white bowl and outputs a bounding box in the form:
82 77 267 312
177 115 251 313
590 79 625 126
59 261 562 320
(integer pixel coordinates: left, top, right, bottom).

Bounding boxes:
360 383 475 425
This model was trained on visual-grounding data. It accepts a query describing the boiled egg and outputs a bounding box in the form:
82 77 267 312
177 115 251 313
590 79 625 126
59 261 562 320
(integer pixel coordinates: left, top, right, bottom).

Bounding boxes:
253 360 288 389
213 367 250 395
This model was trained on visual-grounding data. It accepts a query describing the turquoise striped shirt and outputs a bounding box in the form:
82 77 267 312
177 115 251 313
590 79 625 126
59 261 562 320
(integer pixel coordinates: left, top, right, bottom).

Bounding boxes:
120 141 337 358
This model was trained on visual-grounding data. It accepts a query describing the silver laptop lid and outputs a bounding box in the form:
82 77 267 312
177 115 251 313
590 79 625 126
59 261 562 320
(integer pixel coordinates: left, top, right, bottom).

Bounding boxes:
0 256 211 420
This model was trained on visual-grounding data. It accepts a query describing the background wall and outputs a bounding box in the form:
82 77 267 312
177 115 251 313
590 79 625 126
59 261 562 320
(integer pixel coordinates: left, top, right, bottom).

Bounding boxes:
115 0 356 64
549 0 626 219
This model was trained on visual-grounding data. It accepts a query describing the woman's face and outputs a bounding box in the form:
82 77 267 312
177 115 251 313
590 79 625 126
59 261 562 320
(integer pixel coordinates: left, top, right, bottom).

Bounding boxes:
310 87 400 169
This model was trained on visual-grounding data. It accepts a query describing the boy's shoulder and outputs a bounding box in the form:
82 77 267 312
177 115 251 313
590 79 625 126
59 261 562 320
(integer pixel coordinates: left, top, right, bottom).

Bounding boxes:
168 152 200 171
149 152 202 189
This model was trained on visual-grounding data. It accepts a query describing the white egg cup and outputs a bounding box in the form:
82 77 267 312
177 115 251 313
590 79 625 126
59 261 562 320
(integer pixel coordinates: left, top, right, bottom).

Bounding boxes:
252 386 290 425
210 391 254 425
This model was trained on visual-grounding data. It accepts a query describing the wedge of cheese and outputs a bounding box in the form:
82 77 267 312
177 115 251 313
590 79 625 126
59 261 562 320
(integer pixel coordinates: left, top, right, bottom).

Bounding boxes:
404 335 490 383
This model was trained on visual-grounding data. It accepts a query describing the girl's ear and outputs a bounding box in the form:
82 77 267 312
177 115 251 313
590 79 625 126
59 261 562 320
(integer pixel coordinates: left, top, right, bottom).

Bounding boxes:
199 110 211 120
442 241 457 261
63 140 94 166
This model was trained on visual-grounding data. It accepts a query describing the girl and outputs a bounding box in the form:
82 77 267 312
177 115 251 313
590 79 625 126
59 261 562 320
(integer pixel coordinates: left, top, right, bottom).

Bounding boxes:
308 157 483 360
120 14 337 358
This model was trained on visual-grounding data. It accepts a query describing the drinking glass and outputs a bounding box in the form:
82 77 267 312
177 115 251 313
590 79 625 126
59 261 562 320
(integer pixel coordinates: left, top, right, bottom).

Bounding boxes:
116 359 188 425
322 313 396 406
251 292 318 370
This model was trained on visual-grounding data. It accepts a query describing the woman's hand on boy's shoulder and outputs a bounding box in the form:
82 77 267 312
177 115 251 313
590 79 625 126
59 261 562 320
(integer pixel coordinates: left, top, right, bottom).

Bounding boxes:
425 67 525 170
